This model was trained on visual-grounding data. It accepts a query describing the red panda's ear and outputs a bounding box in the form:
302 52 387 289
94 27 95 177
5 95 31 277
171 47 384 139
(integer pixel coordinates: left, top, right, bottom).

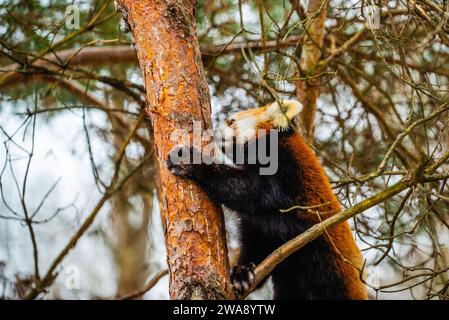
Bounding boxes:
265 100 303 129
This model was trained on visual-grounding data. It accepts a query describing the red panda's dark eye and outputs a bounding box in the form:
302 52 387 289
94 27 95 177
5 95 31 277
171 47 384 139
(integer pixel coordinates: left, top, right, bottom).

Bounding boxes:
227 118 235 125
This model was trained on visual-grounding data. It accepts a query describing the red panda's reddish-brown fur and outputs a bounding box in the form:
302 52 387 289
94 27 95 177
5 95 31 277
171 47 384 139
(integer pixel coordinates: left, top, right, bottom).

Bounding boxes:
253 118 367 299
167 101 368 299
284 135 367 299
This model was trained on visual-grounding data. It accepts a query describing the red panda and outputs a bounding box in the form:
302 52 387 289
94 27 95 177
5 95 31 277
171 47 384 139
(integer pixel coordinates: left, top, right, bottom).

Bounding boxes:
166 100 367 300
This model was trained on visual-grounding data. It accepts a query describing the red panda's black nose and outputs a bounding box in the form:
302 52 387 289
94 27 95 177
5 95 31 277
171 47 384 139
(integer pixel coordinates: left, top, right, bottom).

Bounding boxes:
226 118 235 126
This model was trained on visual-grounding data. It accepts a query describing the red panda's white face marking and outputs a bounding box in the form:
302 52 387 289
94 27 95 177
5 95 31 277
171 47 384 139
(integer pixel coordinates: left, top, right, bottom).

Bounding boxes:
216 100 302 149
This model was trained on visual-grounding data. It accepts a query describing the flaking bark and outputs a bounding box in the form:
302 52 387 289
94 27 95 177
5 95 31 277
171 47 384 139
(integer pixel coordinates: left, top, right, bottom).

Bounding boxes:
117 0 233 300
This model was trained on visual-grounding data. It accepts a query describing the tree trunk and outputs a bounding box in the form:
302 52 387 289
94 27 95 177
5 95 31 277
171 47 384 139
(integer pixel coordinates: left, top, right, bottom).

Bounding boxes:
295 0 328 142
117 0 233 300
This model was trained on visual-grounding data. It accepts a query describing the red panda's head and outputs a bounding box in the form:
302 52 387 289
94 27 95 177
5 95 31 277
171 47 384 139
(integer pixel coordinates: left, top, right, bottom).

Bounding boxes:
216 100 302 147
213 100 302 166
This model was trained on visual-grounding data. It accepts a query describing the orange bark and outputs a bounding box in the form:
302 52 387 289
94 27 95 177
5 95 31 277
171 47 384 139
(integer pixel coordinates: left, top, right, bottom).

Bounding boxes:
117 0 233 299
295 0 328 142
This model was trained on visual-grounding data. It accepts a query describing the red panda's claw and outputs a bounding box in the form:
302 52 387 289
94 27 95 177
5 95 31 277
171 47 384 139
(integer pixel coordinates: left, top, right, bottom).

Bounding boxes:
166 145 197 178
230 263 256 295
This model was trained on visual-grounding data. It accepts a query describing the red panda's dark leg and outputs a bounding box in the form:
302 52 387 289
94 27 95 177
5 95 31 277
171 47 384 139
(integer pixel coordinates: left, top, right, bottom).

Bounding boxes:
231 219 280 293
169 163 288 214
166 145 299 215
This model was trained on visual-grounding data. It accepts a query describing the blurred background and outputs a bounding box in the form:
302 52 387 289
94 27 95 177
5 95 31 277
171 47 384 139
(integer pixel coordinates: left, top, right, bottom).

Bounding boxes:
1 0 449 299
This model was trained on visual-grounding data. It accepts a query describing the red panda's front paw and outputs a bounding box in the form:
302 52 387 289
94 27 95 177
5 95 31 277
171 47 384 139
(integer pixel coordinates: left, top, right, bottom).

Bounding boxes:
230 262 256 295
166 145 199 178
